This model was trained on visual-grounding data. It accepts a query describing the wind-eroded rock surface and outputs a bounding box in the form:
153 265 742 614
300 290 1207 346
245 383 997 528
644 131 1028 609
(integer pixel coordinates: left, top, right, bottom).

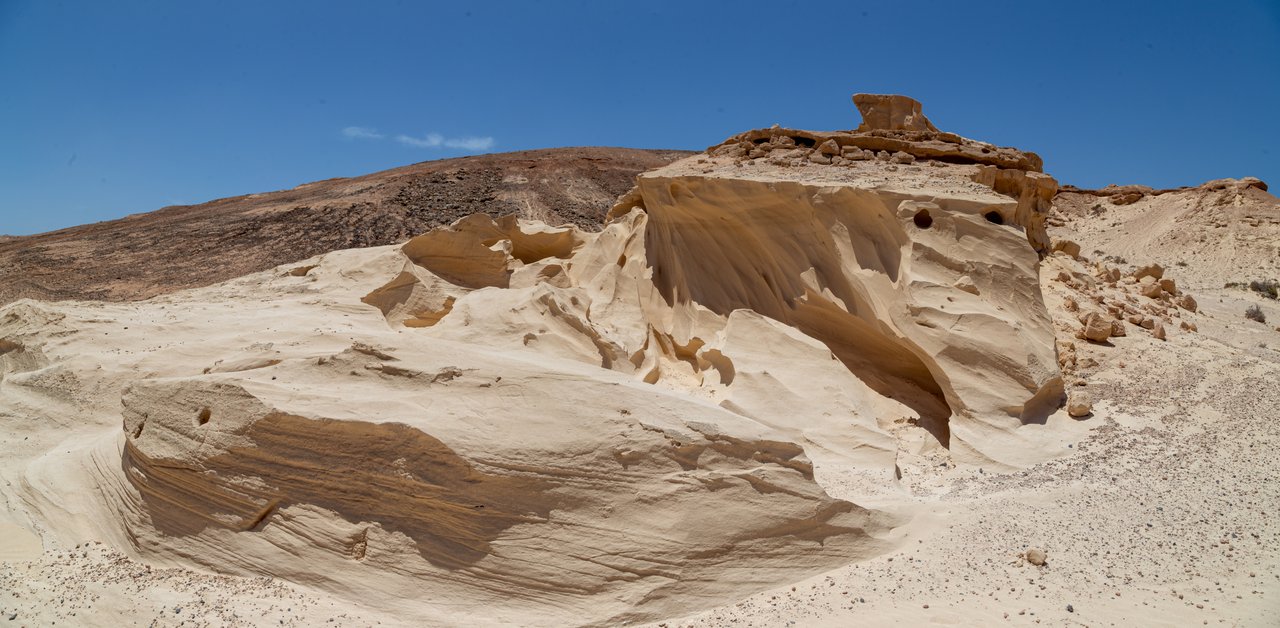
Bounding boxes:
2 95 1183 627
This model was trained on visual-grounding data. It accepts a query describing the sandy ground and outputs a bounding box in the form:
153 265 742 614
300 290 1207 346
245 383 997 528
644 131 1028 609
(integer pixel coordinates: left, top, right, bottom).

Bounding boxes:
651 305 1280 627
3 278 1276 627
2 181 1278 625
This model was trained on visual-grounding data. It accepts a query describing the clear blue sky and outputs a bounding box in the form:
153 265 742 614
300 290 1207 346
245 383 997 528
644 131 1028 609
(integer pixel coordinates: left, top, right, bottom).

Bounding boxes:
2 1 1278 236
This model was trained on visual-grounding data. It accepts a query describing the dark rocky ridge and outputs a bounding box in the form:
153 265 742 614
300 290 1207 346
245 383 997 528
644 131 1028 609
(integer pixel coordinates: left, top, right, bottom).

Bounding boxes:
0 147 690 304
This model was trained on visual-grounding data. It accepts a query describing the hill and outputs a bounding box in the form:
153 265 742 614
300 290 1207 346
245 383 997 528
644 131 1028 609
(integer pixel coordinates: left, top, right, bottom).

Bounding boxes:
0 147 690 304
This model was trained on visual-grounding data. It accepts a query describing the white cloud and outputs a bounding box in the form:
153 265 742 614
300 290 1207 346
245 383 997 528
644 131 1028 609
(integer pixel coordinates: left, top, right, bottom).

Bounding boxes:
342 126 384 139
444 136 495 151
394 133 444 148
345 126 495 153
395 133 495 152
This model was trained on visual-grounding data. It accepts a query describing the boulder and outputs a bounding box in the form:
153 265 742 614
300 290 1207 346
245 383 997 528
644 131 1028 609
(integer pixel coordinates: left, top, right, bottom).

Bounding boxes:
852 94 939 132
1026 548 1049 566
1139 277 1164 299
1052 239 1082 258
1133 264 1164 281
1083 313 1113 342
1067 393 1093 417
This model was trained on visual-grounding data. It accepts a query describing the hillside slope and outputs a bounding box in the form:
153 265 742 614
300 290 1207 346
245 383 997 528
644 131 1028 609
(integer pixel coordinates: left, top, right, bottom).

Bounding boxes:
0 147 690 304
1051 178 1279 289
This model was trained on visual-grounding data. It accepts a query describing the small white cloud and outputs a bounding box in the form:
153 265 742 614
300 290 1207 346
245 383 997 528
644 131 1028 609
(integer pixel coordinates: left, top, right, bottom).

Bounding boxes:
395 133 494 152
342 126 384 139
444 136 495 151
394 133 444 148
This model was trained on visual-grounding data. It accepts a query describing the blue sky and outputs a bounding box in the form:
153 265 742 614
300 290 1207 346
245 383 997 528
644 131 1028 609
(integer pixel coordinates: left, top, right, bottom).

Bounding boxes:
2 1 1278 236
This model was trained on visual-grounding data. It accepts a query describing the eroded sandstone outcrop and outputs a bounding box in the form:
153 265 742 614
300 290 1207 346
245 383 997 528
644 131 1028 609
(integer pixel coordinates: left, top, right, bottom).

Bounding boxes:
89 94 1071 625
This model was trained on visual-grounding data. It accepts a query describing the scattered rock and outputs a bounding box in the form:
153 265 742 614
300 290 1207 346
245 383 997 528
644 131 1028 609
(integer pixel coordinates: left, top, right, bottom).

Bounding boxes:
809 152 832 165
1025 548 1048 566
1139 277 1164 299
1133 264 1164 281
1067 393 1093 418
1083 313 1112 342
1052 239 1082 258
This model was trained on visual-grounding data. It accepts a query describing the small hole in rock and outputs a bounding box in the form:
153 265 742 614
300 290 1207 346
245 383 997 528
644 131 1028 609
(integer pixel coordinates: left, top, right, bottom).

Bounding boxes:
913 209 933 229
984 211 1005 225
196 407 212 426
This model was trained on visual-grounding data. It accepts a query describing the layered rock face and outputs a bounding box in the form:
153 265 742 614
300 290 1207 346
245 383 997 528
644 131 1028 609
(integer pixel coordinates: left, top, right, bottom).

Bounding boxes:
9 95 1069 626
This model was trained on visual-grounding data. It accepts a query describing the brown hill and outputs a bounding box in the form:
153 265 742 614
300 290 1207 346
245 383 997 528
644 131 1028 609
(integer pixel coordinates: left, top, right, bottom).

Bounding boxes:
0 147 690 304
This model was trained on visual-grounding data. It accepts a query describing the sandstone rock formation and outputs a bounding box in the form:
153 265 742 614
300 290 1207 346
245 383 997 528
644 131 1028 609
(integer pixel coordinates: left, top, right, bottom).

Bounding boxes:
853 94 940 133
3 95 1086 626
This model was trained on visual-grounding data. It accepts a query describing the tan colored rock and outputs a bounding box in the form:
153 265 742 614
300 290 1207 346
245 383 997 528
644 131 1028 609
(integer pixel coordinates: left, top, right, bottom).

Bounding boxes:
1175 293 1198 312
853 93 939 133
1180 320 1198 332
1083 313 1113 342
892 151 916 164
1152 320 1167 340
1067 393 1093 417
1052 239 1082 258
1159 278 1177 294
1110 319 1127 337
954 275 980 295
969 166 1057 253
818 138 840 156
1025 548 1049 566
842 146 870 160
1134 264 1165 281
1139 277 1164 299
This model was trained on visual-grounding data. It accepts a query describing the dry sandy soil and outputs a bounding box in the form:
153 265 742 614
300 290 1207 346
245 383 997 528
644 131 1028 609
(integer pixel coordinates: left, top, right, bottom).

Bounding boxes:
1 98 1278 627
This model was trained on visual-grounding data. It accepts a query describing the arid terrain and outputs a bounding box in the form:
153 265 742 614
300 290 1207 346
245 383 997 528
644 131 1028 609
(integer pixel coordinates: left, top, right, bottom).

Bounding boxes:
1 95 1277 627
0 147 689 304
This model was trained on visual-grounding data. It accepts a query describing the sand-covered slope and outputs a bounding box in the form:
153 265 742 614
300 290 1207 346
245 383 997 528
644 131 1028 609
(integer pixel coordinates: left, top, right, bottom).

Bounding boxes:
1053 177 1279 289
